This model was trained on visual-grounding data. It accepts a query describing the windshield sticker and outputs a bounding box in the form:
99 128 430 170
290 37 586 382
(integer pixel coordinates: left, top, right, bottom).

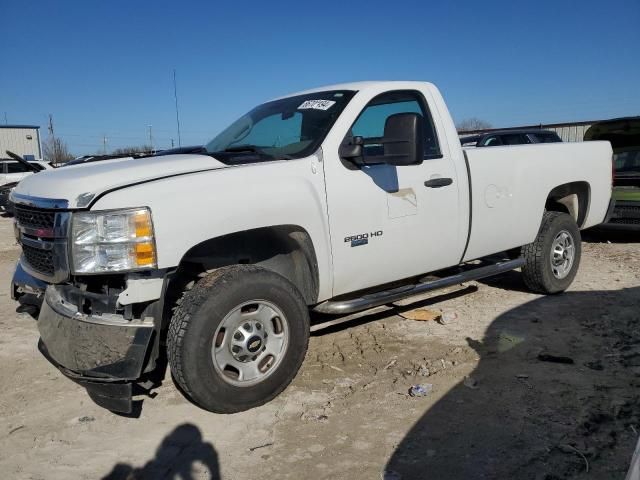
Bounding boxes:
298 100 336 111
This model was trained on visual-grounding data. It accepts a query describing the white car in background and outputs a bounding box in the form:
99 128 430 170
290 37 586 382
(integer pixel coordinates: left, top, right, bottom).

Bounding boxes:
0 158 53 186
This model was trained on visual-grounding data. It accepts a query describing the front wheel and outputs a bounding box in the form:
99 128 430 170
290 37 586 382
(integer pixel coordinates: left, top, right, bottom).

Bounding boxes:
521 211 581 294
167 265 310 413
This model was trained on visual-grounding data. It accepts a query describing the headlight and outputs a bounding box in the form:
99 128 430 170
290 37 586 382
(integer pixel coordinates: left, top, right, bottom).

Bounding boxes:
71 208 157 274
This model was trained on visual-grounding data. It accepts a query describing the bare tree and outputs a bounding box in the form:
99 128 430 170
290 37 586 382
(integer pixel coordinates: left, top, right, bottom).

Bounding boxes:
43 136 74 165
110 145 153 155
456 118 493 132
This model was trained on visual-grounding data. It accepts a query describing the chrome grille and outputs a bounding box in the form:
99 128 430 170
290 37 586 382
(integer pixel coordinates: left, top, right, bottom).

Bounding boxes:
22 243 55 275
15 205 56 230
14 202 70 283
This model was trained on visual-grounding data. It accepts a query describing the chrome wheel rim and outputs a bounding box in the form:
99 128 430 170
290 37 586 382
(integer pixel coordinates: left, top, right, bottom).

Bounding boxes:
211 300 289 387
550 230 575 279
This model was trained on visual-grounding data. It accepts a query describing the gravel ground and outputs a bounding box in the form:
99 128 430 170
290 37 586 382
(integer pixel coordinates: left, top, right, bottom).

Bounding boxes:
0 215 638 480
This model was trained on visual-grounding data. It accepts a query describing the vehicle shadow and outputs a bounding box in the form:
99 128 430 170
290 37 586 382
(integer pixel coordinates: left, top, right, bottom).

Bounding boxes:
582 228 640 244
101 423 220 480
385 286 640 479
474 269 532 293
310 285 479 335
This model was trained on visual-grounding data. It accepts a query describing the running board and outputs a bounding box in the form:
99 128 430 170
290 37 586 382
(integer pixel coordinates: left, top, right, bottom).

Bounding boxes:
313 258 525 315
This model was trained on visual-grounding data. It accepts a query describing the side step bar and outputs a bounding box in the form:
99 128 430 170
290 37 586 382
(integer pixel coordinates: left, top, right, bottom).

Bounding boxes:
313 258 525 315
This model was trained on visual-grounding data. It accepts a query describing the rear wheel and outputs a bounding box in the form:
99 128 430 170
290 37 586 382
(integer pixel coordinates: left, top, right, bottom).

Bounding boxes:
521 211 581 294
168 265 310 413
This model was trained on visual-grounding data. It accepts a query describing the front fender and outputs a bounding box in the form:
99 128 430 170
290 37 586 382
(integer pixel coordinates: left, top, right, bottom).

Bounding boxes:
91 156 334 301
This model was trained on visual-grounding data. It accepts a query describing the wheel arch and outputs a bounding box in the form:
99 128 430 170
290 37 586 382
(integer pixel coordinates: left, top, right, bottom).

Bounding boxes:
170 225 320 307
545 181 591 228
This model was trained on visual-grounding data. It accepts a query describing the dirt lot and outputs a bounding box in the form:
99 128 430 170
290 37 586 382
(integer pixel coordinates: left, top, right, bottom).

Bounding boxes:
0 215 638 480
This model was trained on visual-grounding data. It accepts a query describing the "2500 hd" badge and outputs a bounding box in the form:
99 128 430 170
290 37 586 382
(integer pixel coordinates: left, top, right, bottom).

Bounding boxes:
344 230 383 247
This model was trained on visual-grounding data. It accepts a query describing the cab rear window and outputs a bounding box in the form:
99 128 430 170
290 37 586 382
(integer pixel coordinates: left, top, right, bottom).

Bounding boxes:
533 133 562 143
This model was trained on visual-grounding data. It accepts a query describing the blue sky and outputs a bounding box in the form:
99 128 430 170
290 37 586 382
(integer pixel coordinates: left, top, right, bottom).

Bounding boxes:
1 0 639 155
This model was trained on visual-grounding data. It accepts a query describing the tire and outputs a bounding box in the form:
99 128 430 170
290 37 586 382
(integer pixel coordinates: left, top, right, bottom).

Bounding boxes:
167 265 310 413
521 211 581 294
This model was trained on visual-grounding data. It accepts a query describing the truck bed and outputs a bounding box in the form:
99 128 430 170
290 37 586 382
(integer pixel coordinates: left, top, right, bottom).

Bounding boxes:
462 141 612 261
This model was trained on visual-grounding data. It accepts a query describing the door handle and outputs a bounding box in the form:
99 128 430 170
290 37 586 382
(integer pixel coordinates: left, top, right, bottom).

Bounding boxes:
424 177 453 188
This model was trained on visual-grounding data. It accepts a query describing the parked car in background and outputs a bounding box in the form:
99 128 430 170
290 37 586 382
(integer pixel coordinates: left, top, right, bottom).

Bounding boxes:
460 129 562 147
585 117 640 230
0 157 53 186
0 182 18 214
0 151 52 214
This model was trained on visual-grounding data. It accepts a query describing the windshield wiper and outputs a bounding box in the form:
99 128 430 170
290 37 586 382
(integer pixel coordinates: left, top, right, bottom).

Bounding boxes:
210 145 295 161
221 145 263 153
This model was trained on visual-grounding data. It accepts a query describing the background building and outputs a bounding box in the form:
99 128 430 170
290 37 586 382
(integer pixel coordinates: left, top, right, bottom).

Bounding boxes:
0 125 42 159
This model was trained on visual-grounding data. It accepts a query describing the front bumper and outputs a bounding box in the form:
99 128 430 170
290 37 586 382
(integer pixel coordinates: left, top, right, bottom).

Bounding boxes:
12 260 48 301
37 285 155 413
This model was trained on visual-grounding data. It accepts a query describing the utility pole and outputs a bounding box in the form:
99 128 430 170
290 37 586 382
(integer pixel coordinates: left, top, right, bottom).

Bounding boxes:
48 114 59 164
147 125 154 152
171 138 175 148
173 69 182 147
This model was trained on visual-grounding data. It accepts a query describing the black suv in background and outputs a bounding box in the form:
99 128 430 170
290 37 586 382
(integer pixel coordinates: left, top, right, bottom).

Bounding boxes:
584 117 640 230
460 129 562 147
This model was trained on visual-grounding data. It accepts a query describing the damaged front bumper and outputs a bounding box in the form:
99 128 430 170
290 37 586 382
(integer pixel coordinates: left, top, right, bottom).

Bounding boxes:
37 285 156 413
12 261 48 302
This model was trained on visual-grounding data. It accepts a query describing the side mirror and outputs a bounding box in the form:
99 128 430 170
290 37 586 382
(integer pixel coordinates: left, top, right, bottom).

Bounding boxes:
380 113 424 166
339 113 424 167
338 136 364 160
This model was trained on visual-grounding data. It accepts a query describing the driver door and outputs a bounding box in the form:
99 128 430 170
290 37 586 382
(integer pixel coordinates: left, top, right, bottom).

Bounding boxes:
323 89 461 296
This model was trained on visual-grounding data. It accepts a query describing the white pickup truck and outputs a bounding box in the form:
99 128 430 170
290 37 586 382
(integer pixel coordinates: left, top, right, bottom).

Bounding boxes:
11 81 613 414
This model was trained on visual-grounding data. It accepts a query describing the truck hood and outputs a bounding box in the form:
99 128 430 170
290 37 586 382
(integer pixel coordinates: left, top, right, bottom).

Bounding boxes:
12 153 229 209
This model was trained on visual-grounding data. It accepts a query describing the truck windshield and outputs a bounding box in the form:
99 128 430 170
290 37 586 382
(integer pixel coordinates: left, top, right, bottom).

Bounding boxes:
206 90 356 161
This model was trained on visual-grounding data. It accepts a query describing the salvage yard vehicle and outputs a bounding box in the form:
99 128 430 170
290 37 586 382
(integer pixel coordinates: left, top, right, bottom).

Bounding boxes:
459 129 562 147
584 117 640 230
10 81 613 414
0 155 53 186
0 151 52 215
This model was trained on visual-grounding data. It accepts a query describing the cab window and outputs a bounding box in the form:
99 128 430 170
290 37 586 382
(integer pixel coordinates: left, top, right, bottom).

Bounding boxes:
500 134 530 145
483 136 502 146
532 132 561 143
350 90 441 159
6 162 30 173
